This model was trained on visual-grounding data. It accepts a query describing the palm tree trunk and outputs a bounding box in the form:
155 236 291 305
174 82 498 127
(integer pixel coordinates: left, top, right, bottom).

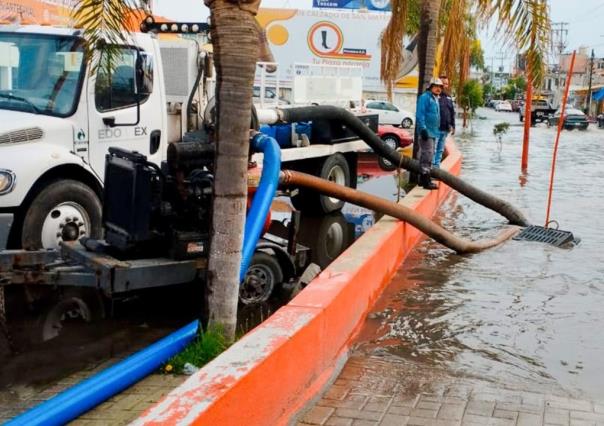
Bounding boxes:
417 0 440 96
206 0 260 340
412 0 441 181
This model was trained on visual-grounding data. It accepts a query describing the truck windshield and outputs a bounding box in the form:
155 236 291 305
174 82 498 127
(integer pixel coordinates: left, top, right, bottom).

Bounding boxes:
0 32 85 117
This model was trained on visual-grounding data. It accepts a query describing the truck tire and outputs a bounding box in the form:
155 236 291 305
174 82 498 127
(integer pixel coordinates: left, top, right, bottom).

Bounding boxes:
377 135 400 171
291 154 351 214
300 213 353 269
21 180 102 250
240 252 283 305
34 287 105 343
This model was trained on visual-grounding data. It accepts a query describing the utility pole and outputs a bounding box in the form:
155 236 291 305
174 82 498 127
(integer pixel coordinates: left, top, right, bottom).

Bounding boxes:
486 56 495 91
586 49 595 115
551 22 568 105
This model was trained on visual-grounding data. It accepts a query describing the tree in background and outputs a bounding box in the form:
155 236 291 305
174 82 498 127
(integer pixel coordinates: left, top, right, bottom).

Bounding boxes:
470 39 485 71
502 76 527 100
381 0 550 99
459 80 484 123
459 79 484 127
482 82 495 101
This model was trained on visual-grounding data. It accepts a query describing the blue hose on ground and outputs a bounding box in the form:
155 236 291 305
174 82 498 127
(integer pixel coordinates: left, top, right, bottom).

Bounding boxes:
7 133 280 425
6 320 199 426
240 133 282 282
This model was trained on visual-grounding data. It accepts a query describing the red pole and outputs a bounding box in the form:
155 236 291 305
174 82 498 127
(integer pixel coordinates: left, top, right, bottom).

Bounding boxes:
545 50 576 227
521 74 533 171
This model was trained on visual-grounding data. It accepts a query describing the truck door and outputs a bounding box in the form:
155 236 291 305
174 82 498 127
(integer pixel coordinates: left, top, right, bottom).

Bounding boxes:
88 45 163 180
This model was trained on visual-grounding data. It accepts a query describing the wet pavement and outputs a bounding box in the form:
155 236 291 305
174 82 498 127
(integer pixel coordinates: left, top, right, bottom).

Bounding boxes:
300 109 604 425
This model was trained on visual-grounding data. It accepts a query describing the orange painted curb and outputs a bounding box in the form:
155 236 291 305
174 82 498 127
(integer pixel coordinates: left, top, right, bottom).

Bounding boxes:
134 140 462 426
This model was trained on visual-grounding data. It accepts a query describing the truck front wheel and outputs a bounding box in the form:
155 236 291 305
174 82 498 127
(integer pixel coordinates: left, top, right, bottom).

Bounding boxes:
21 180 102 250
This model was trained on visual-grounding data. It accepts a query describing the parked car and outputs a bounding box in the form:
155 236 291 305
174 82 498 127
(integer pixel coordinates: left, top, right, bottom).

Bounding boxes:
547 108 589 130
376 125 413 171
253 86 289 105
364 100 414 128
495 101 513 112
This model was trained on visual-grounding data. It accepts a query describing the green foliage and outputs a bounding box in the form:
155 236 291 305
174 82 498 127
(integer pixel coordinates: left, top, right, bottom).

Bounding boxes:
164 323 230 374
72 0 146 74
482 82 495 99
460 79 484 112
493 122 510 136
470 39 485 70
501 76 527 100
406 0 422 35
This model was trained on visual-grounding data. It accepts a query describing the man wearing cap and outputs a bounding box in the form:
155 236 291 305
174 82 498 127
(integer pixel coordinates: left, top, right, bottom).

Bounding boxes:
415 78 442 190
433 75 456 168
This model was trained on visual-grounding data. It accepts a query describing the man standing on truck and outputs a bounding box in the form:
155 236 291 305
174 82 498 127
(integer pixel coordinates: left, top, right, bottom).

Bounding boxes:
415 78 443 190
433 75 455 168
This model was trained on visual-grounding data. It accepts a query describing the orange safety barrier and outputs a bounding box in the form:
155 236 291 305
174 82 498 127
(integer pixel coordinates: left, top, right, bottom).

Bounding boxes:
134 140 462 426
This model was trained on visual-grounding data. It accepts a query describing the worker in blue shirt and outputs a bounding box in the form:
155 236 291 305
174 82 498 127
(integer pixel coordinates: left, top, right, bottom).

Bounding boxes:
433 75 456 168
415 78 443 190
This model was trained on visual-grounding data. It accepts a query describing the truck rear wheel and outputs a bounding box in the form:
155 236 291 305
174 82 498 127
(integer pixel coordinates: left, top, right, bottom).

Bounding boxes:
35 287 105 343
291 154 351 214
240 252 283 305
21 180 102 250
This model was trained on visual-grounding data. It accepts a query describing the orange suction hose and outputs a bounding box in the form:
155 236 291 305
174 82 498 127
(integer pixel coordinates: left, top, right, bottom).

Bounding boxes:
280 170 519 254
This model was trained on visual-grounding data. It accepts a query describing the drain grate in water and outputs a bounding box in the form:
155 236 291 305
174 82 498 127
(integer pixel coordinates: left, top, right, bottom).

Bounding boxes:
513 225 575 247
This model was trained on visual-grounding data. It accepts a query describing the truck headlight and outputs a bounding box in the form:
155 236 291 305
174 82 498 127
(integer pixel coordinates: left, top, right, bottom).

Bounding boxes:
0 170 16 195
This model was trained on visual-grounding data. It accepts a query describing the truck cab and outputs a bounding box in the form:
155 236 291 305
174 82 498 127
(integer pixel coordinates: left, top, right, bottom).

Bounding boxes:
0 25 191 250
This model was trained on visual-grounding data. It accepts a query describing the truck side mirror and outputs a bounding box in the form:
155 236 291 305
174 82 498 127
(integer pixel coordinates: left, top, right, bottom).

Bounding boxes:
136 51 153 98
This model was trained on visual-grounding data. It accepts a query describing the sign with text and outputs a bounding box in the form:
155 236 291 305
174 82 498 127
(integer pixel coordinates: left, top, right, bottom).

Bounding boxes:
257 8 416 91
312 0 391 12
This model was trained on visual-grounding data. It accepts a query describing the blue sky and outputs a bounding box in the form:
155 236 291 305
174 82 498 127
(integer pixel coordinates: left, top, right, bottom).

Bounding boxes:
154 0 604 70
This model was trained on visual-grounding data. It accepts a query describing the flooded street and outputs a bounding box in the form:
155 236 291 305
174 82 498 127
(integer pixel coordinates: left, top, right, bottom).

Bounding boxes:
356 107 604 401
3 106 603 423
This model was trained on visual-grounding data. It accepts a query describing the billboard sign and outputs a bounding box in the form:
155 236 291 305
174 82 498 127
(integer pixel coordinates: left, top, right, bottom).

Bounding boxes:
312 0 391 12
257 8 417 92
0 0 76 25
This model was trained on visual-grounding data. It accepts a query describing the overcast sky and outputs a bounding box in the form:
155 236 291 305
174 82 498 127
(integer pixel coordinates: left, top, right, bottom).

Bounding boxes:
153 0 604 70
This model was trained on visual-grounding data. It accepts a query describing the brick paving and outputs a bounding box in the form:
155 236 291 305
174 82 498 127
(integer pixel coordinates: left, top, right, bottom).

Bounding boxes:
0 357 186 426
297 355 604 426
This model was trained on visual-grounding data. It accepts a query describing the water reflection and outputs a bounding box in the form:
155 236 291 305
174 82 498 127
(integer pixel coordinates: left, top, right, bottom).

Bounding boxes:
356 109 604 400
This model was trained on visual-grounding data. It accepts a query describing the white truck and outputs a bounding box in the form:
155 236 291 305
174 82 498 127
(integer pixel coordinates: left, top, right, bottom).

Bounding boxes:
0 22 371 251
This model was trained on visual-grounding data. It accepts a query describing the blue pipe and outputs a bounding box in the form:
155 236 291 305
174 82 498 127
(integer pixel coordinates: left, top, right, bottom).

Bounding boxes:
8 133 280 425
6 320 199 426
240 133 282 282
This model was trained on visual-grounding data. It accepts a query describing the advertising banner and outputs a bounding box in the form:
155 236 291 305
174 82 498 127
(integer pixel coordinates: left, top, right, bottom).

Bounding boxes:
312 0 391 12
0 0 76 25
257 8 417 92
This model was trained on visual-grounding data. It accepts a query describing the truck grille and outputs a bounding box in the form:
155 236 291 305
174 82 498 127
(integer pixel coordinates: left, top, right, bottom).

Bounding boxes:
0 127 44 145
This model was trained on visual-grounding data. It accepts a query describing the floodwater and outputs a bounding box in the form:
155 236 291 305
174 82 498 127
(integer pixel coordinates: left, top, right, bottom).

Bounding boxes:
356 108 604 401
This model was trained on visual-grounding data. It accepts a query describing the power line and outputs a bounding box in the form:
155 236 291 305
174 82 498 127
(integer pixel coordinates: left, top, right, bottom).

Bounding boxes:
569 3 604 23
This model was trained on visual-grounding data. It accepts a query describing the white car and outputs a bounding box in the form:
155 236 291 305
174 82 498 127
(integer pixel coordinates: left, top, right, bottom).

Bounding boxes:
364 100 414 128
495 101 513 112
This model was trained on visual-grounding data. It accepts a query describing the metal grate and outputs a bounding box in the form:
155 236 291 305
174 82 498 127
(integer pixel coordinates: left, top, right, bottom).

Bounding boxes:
0 127 44 145
513 225 576 247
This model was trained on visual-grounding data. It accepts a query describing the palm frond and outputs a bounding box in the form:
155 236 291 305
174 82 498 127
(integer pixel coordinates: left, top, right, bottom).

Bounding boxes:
475 0 550 86
440 0 467 81
72 0 146 72
380 0 409 100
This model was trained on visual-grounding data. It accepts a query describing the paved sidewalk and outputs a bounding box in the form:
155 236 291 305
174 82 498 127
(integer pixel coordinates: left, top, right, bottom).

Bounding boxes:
297 355 604 426
0 358 186 426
